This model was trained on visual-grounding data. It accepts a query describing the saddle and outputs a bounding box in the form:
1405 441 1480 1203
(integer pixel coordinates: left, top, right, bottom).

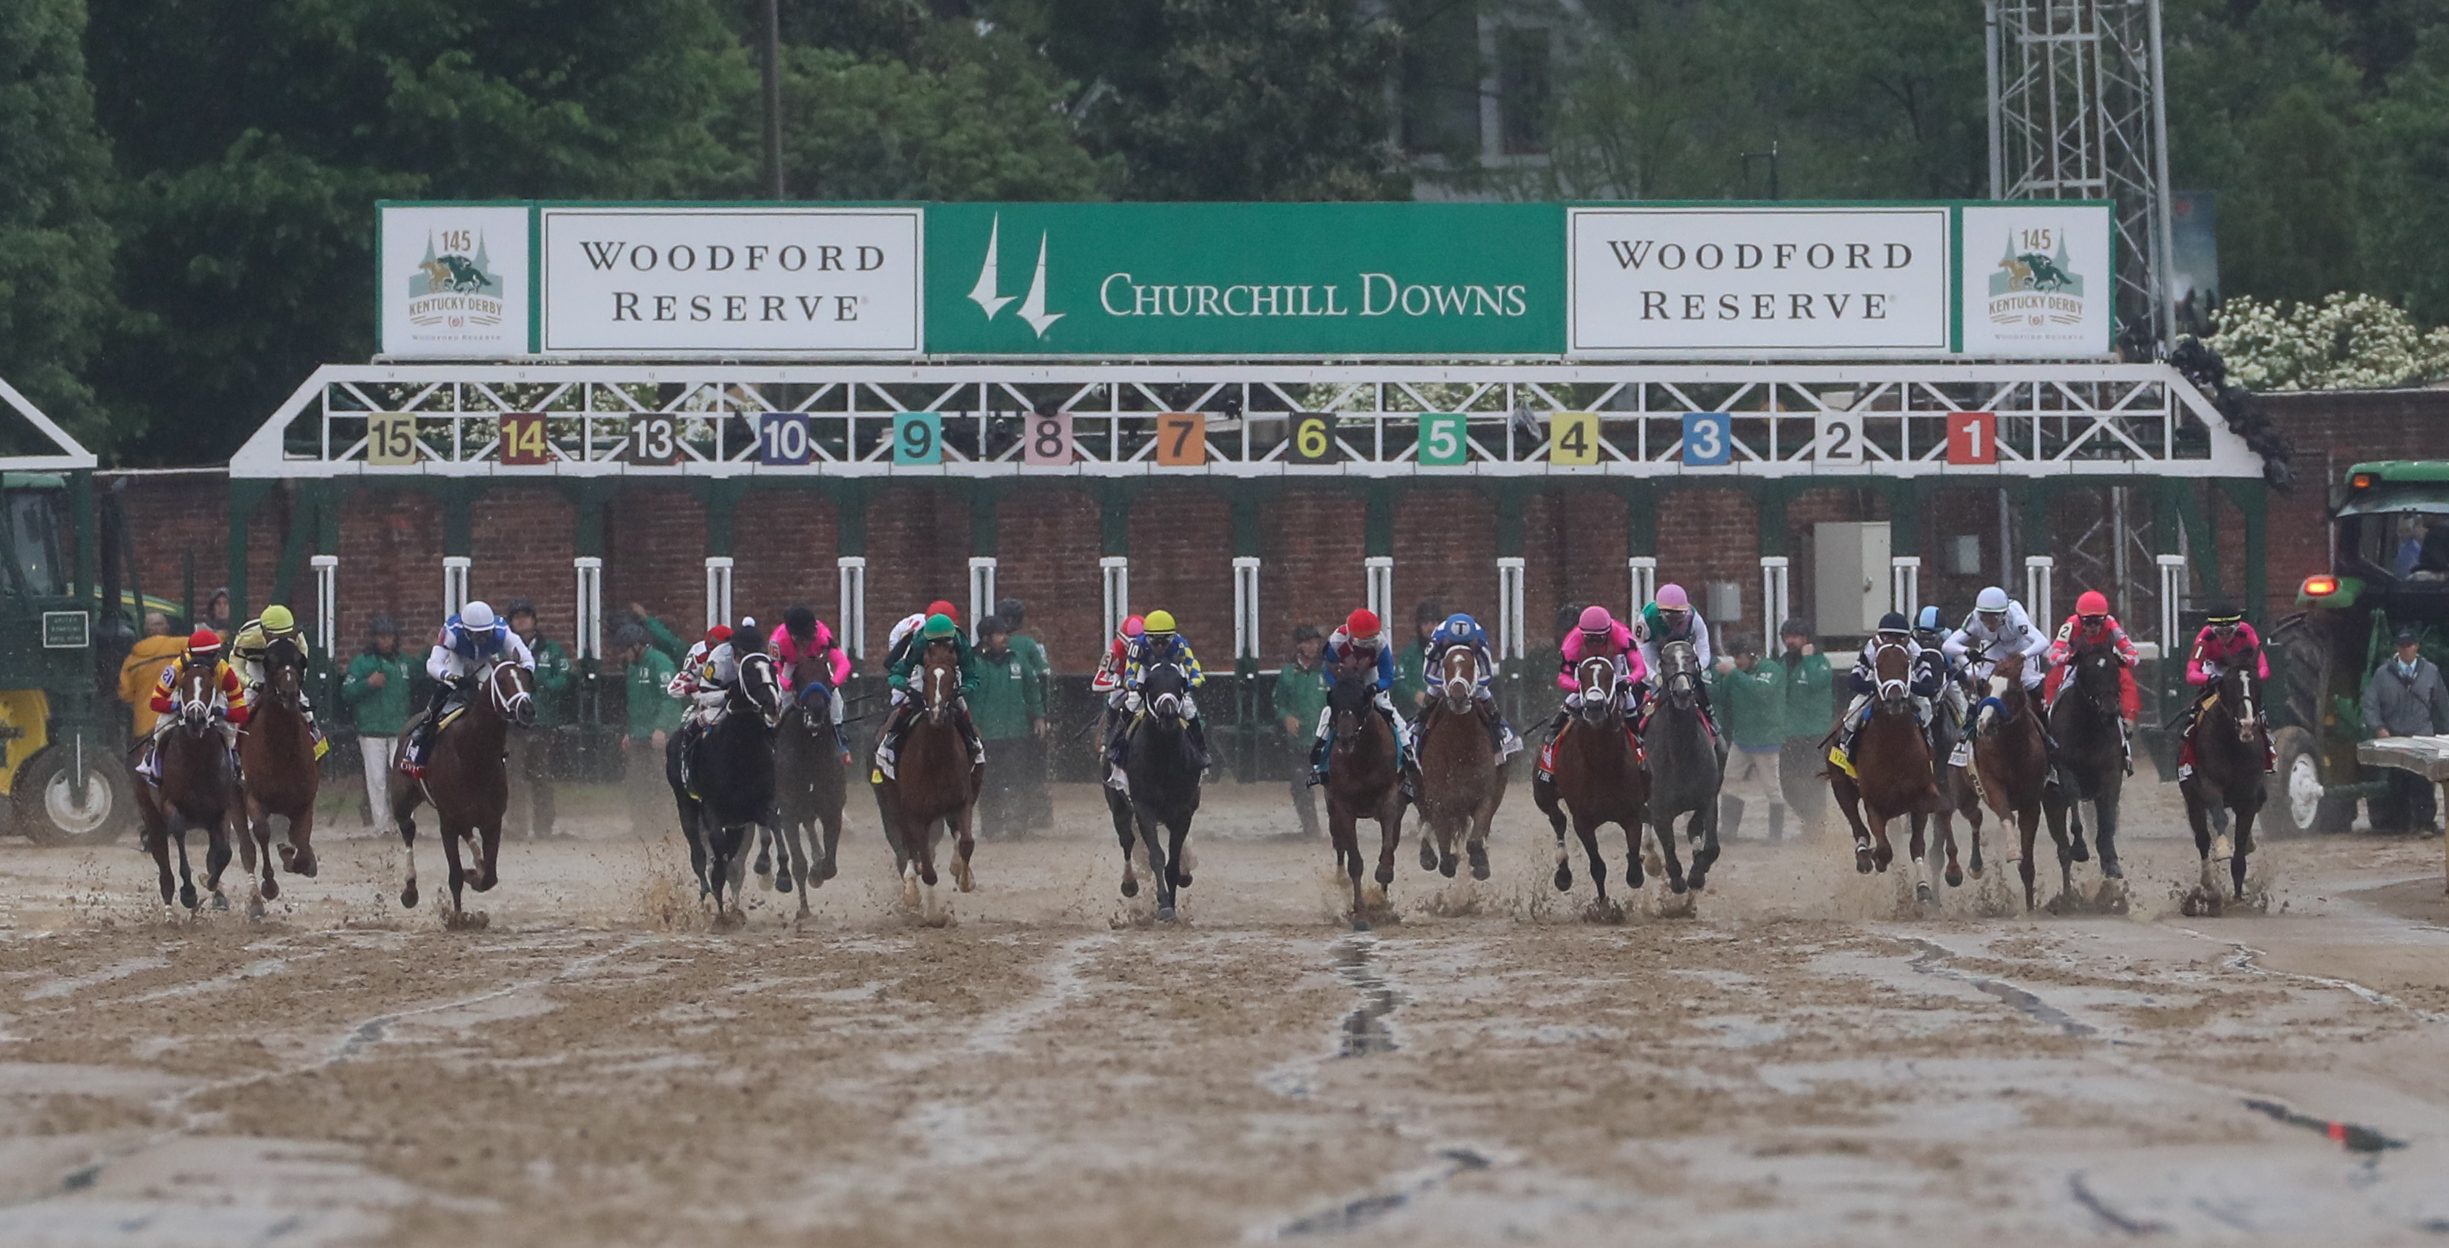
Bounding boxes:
1535 716 1642 780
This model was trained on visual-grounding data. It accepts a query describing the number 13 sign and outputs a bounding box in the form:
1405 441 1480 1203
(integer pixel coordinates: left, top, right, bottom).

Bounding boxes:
1946 411 1999 465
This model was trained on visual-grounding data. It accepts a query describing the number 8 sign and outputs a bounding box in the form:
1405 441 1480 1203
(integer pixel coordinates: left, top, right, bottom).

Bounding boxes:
1025 410 1073 466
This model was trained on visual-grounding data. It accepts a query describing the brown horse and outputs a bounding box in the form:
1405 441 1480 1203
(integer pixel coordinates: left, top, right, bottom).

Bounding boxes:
869 639 981 917
1828 640 1939 883
133 662 242 911
771 652 849 919
1323 673 1403 928
2180 662 2268 914
235 635 320 919
1533 655 1651 913
1972 652 2075 909
392 659 536 923
1413 646 1508 881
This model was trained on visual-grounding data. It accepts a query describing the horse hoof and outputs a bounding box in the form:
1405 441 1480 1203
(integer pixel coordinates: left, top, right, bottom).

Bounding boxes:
179 884 199 910
1439 855 1458 879
400 885 419 909
1171 869 1192 890
2069 840 2092 863
247 898 266 921
1854 848 1873 875
819 860 839 883
1374 864 1395 887
1944 863 1964 888
1916 880 1934 905
1553 865 1572 891
1157 905 1177 923
776 870 794 894
261 877 280 902
1419 840 1438 871
206 890 226 912
1121 874 1139 899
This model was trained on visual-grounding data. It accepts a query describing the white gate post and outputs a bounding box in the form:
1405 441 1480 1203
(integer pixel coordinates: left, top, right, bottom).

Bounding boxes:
1101 556 1131 641
1496 557 1527 660
2024 555 2055 625
573 556 603 662
836 556 868 661
968 557 998 640
704 556 734 632
310 555 338 656
1365 556 1393 623
442 556 471 617
1891 556 1923 622
1233 556 1262 661
1760 556 1791 656
2155 552 2189 660
1628 556 1658 621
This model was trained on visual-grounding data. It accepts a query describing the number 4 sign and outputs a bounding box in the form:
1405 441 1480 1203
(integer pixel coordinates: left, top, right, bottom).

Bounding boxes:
1947 411 1999 465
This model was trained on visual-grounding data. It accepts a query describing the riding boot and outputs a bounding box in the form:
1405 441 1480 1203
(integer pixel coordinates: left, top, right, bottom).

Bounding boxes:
300 693 329 759
400 682 453 777
872 702 912 780
1482 709 1509 760
1308 734 1329 787
1187 717 1213 771
2120 719 2135 776
678 719 704 799
1104 714 1131 791
1541 707 1569 741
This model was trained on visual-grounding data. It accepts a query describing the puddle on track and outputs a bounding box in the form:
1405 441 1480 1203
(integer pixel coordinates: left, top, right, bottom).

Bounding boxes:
1330 937 1401 1059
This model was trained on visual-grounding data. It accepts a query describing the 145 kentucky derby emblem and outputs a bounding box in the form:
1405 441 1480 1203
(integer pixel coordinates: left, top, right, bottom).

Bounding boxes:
1987 229 2086 329
407 229 506 335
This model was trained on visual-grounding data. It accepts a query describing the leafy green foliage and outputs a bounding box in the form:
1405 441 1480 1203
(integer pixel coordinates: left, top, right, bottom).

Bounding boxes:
0 0 115 440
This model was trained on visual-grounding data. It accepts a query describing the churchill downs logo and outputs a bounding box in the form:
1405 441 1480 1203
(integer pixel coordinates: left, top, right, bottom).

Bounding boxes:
1987 231 2086 329
406 229 505 332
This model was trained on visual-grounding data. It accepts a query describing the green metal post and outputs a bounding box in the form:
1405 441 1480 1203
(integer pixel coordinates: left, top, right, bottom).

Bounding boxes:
226 478 277 625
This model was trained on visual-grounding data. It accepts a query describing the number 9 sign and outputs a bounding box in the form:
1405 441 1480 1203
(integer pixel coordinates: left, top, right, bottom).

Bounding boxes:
893 411 942 465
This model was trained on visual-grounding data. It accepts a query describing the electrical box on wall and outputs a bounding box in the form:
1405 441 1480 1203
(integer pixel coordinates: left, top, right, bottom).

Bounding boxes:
1814 522 1892 635
1948 534 1983 575
1707 581 1743 623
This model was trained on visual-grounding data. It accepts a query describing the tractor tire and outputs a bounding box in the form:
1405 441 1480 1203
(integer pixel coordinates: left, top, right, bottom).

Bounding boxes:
13 745 135 847
2265 726 2354 838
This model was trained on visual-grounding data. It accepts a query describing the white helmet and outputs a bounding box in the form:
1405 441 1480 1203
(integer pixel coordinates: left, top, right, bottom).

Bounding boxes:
461 600 497 630
1975 586 2011 614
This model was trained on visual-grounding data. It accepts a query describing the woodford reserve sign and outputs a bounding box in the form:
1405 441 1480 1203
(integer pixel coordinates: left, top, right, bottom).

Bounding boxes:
374 200 2111 360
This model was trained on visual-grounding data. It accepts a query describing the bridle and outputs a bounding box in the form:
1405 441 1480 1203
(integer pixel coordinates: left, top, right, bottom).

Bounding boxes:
485 660 537 726
178 662 217 736
1661 640 1701 709
1440 647 1480 711
2216 665 2261 743
1870 638 1913 711
1576 655 1617 725
1145 661 1189 723
921 641 959 724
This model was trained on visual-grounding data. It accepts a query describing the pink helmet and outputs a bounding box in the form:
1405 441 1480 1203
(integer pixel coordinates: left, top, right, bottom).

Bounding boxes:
1577 605 1613 633
1656 583 1691 610
1121 615 1146 638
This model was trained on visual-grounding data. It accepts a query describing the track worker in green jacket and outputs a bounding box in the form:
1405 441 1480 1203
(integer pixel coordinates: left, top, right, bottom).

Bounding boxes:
1273 624 1330 838
505 599 572 840
995 597 1055 832
1773 618 1835 836
619 624 682 835
344 616 416 835
972 615 1046 836
1715 638 1790 842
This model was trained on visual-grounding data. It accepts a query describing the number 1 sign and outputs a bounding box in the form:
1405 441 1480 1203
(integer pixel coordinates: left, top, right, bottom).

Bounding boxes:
1946 411 1999 465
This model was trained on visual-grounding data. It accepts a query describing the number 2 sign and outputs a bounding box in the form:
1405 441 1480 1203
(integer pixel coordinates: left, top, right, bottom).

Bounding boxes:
1946 411 1999 465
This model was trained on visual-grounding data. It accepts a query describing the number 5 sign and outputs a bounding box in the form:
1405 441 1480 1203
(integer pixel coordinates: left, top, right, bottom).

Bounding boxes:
1946 411 1999 465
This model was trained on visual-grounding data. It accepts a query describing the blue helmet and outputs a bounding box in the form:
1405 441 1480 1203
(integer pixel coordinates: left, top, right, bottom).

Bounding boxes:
1915 605 1943 632
1435 612 1482 641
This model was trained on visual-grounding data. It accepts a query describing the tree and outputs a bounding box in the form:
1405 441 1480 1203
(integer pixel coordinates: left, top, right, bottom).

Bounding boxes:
0 0 115 441
2361 26 2449 324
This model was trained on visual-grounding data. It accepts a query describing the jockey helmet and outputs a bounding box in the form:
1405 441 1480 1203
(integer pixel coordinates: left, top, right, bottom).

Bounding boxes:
187 628 222 654
1437 612 1478 638
2075 590 2110 619
1975 586 2011 614
461 601 497 631
1655 583 1691 611
1578 605 1614 634
784 605 817 640
922 613 958 640
927 599 960 623
705 624 733 646
1915 605 1943 632
1345 608 1383 641
1877 611 1911 636
1120 615 1145 639
1143 609 1178 636
2206 605 2245 629
259 604 296 634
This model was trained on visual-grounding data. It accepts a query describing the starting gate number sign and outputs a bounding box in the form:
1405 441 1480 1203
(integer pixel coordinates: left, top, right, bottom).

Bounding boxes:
1417 413 1468 466
1681 412 1732 467
1025 410 1074 466
499 412 550 466
1155 412 1206 466
759 412 813 465
627 414 680 465
1549 411 1601 466
367 413 419 466
893 411 942 465
1816 413 1864 464
1289 412 1338 464
1947 411 1999 465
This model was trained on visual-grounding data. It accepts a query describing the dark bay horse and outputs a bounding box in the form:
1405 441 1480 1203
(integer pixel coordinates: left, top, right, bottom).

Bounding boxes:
870 638 981 916
1642 639 1722 894
393 659 536 924
134 662 241 911
2047 646 2126 900
772 654 849 918
668 650 784 920
236 635 319 918
1533 656 1650 912
1972 653 2075 909
1413 646 1506 881
1828 640 1939 890
1109 661 1202 921
2180 663 2268 913
1323 675 1404 927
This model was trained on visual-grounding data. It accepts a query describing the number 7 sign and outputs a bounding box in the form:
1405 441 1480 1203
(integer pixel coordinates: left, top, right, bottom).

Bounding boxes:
1946 411 1998 465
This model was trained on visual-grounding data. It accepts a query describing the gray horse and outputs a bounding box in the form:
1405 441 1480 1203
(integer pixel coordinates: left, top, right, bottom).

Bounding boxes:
1641 640 1726 893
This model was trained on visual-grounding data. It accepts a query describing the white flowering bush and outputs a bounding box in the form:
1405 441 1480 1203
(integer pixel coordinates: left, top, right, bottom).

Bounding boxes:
2207 292 2449 391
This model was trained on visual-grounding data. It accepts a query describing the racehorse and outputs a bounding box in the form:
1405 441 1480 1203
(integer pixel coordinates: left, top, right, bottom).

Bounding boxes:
1107 661 1203 921
133 661 241 911
771 652 849 918
1929 666 1984 887
1323 675 1404 927
2180 662 2268 913
869 638 982 915
668 650 784 920
1827 639 1940 887
235 635 320 919
1412 646 1507 881
1971 652 2075 910
2046 645 2126 899
1642 639 1723 893
1533 655 1650 912
392 659 536 924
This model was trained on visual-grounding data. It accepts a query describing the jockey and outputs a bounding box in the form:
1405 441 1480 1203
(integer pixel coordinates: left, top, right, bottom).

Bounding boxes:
672 619 759 797
1828 612 1944 778
1105 609 1210 787
667 624 737 718
874 612 983 781
139 628 246 781
1942 585 2050 693
1312 608 1417 794
1917 604 1972 751
883 600 962 673
771 606 852 746
401 601 536 778
1636 583 1718 734
1548 605 1646 733
1091 614 1147 706
229 603 327 758
1424 612 1521 760
2176 605 2274 779
2044 589 2143 770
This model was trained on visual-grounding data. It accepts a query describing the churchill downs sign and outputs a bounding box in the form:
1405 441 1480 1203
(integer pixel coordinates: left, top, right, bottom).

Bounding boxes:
375 201 2112 360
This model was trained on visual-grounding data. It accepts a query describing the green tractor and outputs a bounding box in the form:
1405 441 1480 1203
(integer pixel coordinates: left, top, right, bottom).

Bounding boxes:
0 381 133 845
2267 461 2449 836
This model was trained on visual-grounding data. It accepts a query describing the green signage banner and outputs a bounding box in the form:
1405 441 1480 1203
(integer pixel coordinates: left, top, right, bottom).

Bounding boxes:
922 202 1565 357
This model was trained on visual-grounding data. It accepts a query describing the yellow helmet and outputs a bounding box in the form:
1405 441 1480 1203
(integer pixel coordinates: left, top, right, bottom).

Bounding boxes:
1143 609 1177 635
260 604 296 633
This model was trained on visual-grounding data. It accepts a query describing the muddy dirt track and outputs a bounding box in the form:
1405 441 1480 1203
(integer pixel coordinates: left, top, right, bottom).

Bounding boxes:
1 782 2447 1247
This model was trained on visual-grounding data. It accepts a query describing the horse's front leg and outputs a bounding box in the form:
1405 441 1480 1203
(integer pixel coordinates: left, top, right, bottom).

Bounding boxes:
1832 781 1875 875
1331 808 1366 928
246 801 277 918
1535 776 1572 891
1652 811 1689 894
949 801 977 894
145 818 176 907
1689 800 1723 892
201 813 235 910
2230 800 2256 899
1868 812 1895 874
1372 798 1401 889
471 818 502 894
169 814 199 912
1135 809 1174 922
1167 811 1194 893
439 819 469 918
2184 781 2217 901
1574 815 1610 908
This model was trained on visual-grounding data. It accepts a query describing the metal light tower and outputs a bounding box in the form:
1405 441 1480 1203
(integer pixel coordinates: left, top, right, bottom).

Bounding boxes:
1986 0 2176 356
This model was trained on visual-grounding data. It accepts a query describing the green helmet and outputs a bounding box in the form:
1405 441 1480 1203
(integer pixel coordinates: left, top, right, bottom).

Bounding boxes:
922 613 958 640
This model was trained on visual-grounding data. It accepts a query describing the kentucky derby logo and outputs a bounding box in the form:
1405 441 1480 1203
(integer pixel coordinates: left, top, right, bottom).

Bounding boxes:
1986 231 2086 329
406 229 506 332
966 213 1063 339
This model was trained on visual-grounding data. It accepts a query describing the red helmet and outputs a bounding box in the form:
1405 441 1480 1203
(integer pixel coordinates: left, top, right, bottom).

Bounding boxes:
188 628 222 652
1120 614 1145 638
704 624 734 645
1345 608 1382 640
927 599 959 622
2075 590 2110 618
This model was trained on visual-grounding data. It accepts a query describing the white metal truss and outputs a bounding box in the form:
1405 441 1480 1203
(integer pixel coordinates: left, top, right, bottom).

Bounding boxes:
230 362 2262 481
0 375 98 472
1987 0 2175 350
